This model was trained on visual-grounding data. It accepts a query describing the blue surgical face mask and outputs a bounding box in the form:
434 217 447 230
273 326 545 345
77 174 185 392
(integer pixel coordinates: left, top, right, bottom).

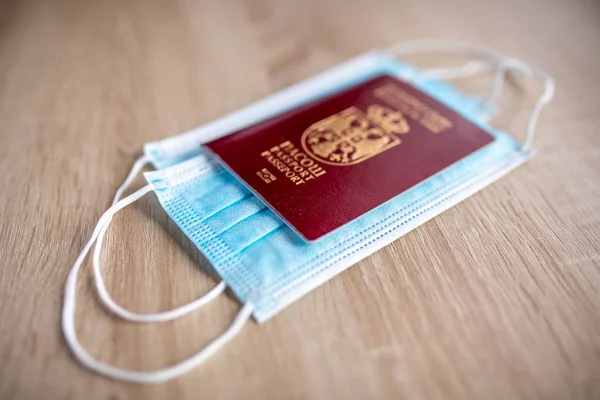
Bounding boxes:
62 40 555 383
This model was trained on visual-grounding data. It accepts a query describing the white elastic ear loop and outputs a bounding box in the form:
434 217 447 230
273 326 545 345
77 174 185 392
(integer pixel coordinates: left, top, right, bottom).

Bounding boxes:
388 39 504 63
386 40 508 115
387 39 505 81
472 57 555 150
94 155 227 322
500 59 555 151
421 59 491 80
385 40 556 140
63 186 254 383
423 60 507 120
111 154 152 205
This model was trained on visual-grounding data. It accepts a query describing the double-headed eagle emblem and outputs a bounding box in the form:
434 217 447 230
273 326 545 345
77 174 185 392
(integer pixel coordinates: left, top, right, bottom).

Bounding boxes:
301 104 410 166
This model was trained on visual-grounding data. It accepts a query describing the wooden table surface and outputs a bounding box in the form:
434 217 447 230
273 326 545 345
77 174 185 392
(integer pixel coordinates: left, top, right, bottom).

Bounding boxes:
1 0 599 399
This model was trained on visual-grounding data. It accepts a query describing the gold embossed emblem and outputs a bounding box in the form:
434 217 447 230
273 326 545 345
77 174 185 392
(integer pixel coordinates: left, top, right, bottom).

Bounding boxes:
301 104 410 166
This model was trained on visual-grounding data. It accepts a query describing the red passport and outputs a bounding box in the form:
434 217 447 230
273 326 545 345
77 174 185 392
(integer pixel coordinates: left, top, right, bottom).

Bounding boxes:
204 75 494 242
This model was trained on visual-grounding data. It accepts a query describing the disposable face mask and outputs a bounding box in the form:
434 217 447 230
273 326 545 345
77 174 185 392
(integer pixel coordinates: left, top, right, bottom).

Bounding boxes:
62 40 555 383
86 41 522 324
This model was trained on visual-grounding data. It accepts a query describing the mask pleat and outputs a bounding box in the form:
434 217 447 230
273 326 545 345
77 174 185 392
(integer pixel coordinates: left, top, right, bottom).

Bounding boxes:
217 208 283 253
235 227 307 285
203 196 266 236
183 172 251 220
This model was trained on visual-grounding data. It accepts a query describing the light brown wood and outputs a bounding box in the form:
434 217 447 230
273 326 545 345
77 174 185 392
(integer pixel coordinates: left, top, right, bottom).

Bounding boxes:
1 0 599 398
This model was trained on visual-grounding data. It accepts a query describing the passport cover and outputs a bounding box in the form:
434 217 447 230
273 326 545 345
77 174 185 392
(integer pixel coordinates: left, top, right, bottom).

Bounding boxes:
204 75 495 242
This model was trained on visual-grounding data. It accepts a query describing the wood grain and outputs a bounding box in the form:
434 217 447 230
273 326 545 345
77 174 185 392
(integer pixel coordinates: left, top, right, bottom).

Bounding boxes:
1 0 599 399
